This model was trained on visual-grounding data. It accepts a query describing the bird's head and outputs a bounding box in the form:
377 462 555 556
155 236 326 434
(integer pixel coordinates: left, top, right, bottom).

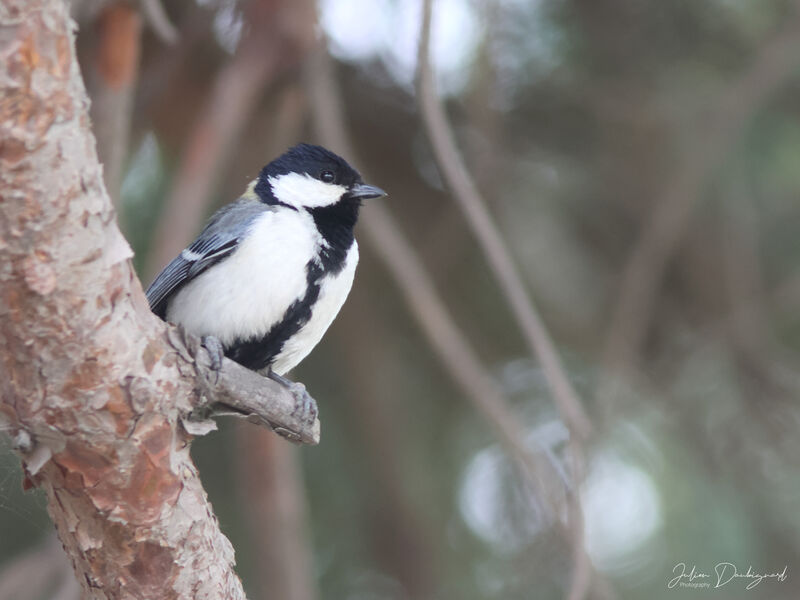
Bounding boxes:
255 143 386 211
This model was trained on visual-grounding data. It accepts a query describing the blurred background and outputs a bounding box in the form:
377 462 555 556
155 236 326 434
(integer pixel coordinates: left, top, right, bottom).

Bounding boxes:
2 0 800 598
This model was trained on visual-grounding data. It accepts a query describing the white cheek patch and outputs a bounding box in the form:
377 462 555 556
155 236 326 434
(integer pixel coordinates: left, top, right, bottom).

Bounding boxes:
268 172 346 209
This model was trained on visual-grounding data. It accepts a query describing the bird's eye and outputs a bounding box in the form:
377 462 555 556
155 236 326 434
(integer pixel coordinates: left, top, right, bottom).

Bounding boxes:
320 170 336 183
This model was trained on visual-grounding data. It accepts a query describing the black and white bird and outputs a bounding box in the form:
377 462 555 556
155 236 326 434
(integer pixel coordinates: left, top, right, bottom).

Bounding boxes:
146 144 386 416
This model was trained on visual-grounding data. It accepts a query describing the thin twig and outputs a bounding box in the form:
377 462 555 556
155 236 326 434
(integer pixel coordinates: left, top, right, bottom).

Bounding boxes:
306 41 612 596
331 295 439 596
235 426 318 600
415 0 591 442
415 2 593 597
304 43 566 521
139 0 178 44
565 442 591 600
603 7 800 374
304 57 439 586
721 184 771 359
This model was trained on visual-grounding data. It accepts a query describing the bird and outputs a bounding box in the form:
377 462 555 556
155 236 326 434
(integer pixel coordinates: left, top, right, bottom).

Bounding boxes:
146 143 386 420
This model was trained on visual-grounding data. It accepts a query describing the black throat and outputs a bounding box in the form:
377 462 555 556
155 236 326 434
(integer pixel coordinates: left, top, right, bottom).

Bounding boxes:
308 196 360 274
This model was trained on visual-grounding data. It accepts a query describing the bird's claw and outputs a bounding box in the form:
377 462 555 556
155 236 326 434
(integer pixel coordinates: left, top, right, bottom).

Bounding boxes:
202 335 225 383
268 370 318 425
288 381 318 424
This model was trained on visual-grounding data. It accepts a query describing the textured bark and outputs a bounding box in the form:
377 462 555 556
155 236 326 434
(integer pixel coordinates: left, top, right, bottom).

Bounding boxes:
0 1 314 597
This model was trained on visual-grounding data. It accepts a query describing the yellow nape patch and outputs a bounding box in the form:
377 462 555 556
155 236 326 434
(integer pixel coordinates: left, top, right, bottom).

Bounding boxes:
241 179 259 200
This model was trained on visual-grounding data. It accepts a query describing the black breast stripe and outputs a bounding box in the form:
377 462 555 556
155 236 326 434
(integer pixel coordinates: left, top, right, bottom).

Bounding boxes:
224 261 324 371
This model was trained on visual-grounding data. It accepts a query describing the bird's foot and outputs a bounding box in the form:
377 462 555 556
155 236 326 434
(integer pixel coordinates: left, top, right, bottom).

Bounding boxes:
268 370 318 425
202 335 225 380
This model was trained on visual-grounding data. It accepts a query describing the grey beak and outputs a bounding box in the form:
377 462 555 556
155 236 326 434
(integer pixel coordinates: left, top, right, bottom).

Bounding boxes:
350 182 387 200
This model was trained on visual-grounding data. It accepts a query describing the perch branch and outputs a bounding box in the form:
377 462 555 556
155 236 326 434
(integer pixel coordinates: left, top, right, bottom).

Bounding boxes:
169 326 320 444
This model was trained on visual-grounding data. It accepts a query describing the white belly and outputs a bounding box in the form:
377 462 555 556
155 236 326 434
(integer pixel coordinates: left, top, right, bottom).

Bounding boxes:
166 210 317 346
271 242 359 374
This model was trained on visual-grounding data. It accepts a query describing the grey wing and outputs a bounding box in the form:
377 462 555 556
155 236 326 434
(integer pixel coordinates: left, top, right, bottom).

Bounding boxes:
146 198 270 319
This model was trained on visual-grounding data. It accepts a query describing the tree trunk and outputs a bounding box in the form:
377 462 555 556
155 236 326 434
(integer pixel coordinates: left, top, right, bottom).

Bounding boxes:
0 1 252 597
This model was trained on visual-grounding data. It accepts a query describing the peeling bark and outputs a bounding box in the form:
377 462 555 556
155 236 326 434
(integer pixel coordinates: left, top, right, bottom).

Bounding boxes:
0 1 314 597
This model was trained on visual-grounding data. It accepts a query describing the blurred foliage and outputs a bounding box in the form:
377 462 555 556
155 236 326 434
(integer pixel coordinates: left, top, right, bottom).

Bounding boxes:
3 0 800 599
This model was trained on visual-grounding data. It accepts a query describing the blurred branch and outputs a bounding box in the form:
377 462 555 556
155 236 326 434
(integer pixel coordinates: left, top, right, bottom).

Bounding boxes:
304 44 566 528
145 0 315 278
564 444 591 600
603 8 800 374
416 0 591 443
87 1 142 204
365 206 563 501
691 209 800 404
236 426 318 600
416 2 594 598
304 36 610 588
721 188 771 360
332 286 438 597
774 268 800 309
139 0 178 44
136 7 214 119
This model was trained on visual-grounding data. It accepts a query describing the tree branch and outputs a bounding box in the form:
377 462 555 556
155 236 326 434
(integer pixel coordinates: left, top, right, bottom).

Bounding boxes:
139 0 178 45
235 426 318 600
602 5 800 374
169 326 320 445
416 0 591 442
0 1 316 596
415 2 593 598
304 43 568 527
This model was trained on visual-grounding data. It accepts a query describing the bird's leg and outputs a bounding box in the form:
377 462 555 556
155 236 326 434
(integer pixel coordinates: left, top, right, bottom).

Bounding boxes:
268 369 319 425
201 335 225 374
